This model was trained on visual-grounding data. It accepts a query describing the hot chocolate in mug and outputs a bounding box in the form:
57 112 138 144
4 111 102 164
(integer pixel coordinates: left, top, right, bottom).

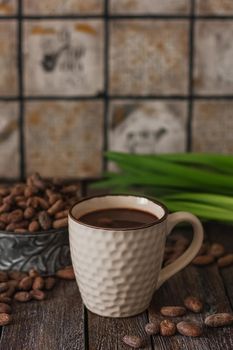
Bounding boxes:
69 195 203 317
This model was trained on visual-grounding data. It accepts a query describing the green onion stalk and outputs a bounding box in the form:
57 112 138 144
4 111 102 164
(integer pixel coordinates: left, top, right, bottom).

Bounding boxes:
92 152 233 224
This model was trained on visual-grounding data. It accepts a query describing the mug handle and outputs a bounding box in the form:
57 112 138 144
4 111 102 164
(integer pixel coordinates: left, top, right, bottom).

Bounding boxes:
156 212 204 289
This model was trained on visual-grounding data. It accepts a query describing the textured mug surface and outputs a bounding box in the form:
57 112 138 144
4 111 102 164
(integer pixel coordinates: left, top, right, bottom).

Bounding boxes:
69 195 203 317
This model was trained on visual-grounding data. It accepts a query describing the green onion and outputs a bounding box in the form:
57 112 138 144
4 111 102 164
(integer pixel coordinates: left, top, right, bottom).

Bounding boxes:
92 152 233 225
106 152 233 191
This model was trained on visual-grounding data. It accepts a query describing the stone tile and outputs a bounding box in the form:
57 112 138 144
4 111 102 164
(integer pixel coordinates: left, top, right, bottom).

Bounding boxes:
108 101 187 154
25 101 104 178
0 0 17 15
24 0 103 14
24 20 104 96
196 0 233 15
0 102 19 178
109 21 189 95
194 21 233 94
0 21 17 96
192 101 233 153
110 0 190 14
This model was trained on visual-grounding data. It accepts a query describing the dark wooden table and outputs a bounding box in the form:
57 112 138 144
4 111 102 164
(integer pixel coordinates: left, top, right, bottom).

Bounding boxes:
0 224 232 350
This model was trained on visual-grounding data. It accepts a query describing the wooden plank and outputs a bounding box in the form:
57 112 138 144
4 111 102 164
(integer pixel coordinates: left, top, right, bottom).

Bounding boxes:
148 228 233 350
88 309 152 350
207 223 233 309
0 280 84 350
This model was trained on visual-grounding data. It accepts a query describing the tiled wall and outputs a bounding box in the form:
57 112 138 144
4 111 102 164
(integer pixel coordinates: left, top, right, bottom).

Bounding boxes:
0 0 232 180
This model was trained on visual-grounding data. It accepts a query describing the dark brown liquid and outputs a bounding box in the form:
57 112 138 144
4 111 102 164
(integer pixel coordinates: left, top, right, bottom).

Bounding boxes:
79 208 158 229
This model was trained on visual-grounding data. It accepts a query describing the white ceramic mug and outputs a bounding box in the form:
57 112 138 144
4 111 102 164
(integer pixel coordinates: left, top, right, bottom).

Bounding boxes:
68 195 203 318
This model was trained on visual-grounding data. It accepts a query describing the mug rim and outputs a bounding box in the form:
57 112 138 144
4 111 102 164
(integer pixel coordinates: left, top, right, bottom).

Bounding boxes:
68 194 169 231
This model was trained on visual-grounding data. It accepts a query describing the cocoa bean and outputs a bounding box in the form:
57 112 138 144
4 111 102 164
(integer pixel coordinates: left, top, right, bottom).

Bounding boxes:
209 243 225 258
8 209 24 223
160 320 176 336
45 189 53 198
6 220 29 232
55 209 69 219
17 201 27 209
160 306 186 317
44 277 56 290
0 282 9 293
24 207 35 219
0 296 11 304
8 280 18 288
35 197 49 210
28 221 40 233
0 187 10 196
177 321 203 337
192 255 215 266
14 228 27 233
8 271 27 281
26 177 34 187
56 266 75 280
32 277 44 290
28 268 40 278
0 313 12 326
18 276 33 291
0 303 11 314
184 296 203 313
0 271 8 283
26 197 39 209
3 195 14 205
24 185 38 198
15 195 25 202
122 335 145 349
31 173 46 190
30 289 46 301
205 313 233 327
14 291 32 302
145 322 160 335
217 254 233 268
38 211 52 230
0 213 9 224
53 218 68 229
2 285 16 297
46 192 61 205
61 184 79 194
48 199 64 215
0 203 10 213
11 184 25 196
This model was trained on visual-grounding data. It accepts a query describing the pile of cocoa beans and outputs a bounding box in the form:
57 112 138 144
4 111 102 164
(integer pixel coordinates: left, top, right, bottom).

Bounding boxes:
0 173 80 233
123 296 233 348
0 266 75 326
163 234 233 268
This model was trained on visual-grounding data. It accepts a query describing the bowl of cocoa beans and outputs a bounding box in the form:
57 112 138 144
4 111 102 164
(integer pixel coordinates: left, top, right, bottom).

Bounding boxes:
0 173 80 275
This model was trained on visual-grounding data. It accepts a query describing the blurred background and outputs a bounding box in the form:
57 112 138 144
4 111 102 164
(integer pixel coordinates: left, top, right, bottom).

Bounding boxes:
0 0 232 181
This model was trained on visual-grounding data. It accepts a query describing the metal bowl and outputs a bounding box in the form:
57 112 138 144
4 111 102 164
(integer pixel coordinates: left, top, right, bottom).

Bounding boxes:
0 228 71 274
